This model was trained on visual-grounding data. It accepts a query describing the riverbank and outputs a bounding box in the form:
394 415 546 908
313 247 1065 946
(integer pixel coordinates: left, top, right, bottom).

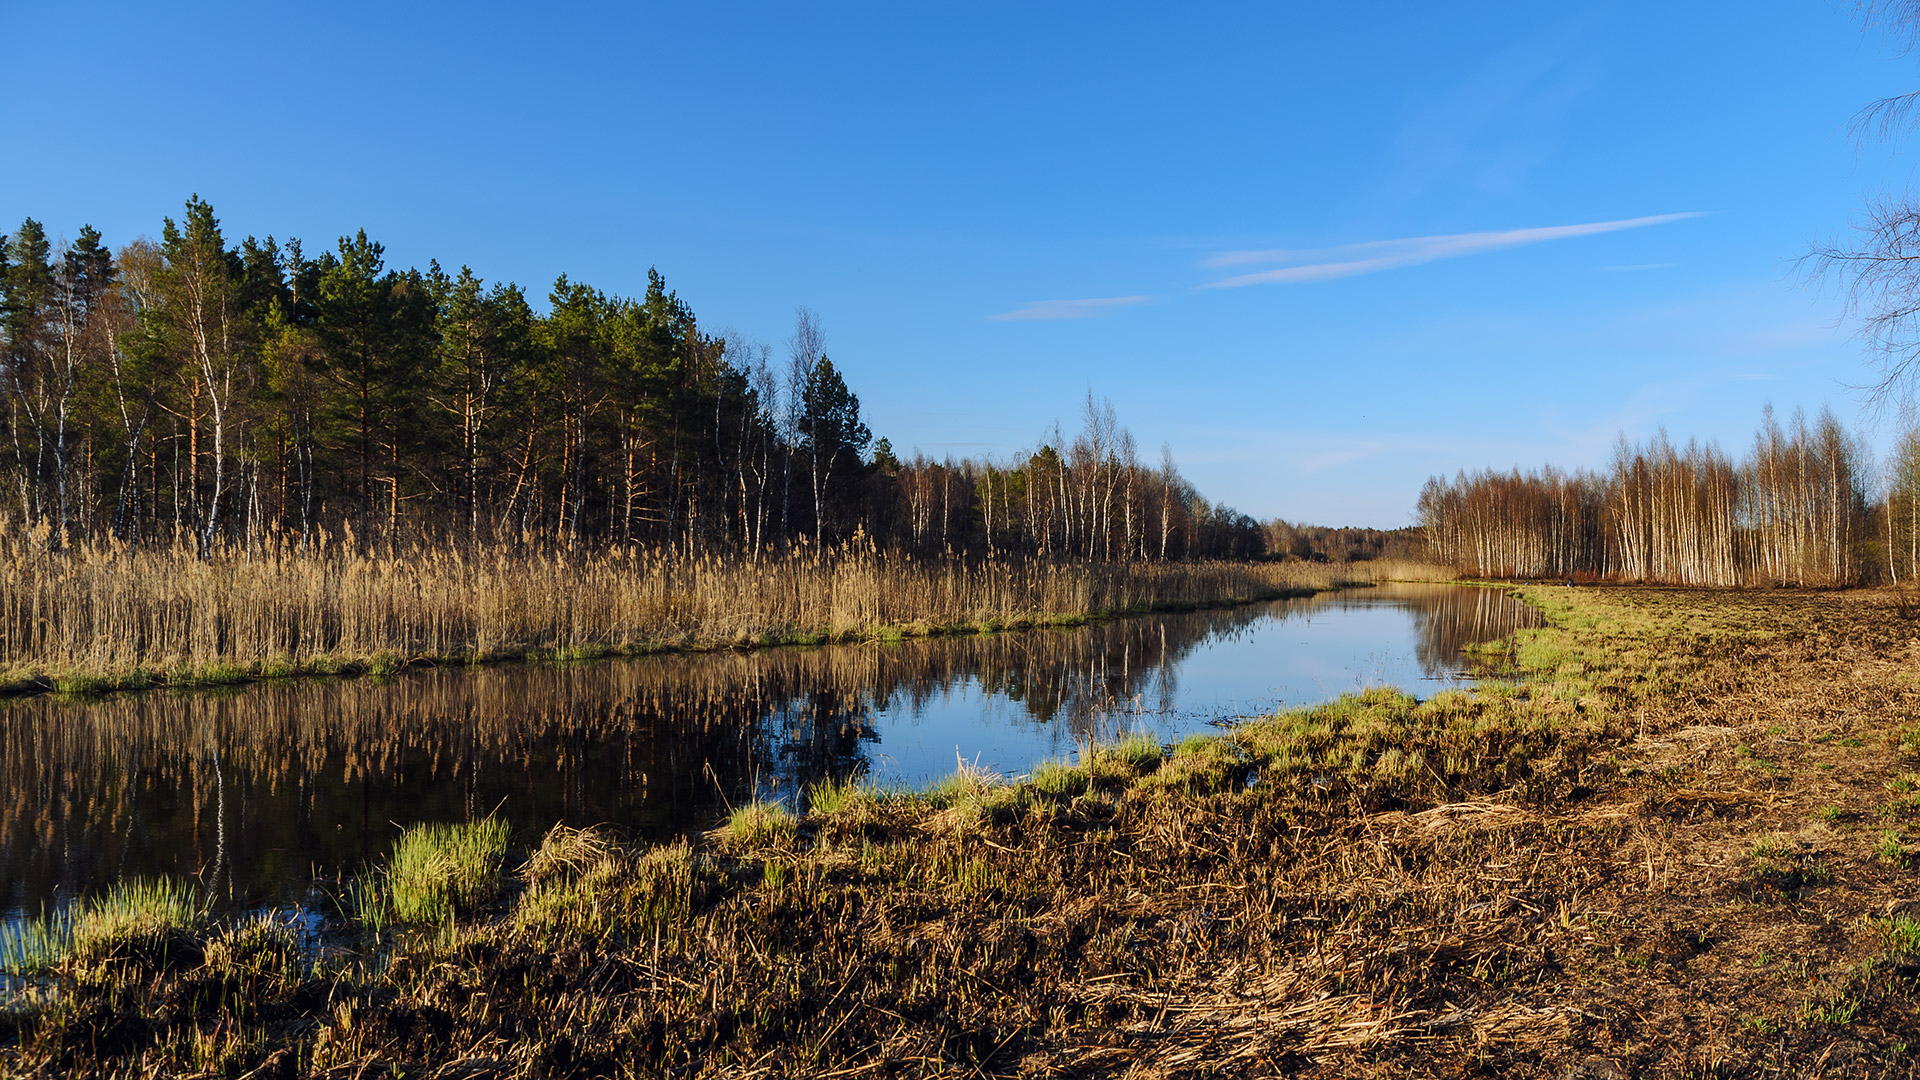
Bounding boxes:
8 583 1920 1076
0 541 1445 699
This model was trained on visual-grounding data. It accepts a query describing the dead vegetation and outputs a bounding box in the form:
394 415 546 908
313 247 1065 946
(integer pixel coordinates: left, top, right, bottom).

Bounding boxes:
7 584 1920 1077
0 537 1435 696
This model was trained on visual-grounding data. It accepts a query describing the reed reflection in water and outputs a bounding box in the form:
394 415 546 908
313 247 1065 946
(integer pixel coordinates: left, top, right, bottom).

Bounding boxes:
0 583 1536 916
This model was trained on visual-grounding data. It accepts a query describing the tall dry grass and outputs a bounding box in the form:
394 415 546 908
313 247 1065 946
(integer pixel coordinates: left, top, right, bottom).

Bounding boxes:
0 531 1444 690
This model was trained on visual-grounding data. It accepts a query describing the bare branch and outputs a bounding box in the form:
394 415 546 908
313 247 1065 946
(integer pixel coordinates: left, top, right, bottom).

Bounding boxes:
1803 193 1920 413
1851 89 1920 143
1847 4 1920 142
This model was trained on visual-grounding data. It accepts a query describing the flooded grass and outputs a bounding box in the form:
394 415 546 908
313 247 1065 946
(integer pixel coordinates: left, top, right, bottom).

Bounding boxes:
18 584 1920 1075
3 877 205 981
370 818 512 926
0 909 68 978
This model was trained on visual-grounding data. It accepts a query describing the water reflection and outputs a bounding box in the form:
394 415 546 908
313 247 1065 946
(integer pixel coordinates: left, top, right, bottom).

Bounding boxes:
1306 581 1541 681
0 583 1535 916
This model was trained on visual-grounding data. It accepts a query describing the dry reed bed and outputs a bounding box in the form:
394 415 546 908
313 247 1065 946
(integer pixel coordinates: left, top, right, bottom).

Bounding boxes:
0 539 1443 693
14 584 1920 1076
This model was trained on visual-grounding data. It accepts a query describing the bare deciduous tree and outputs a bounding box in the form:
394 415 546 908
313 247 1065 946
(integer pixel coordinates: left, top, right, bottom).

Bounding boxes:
1421 410 1867 585
1806 3 1920 409
783 307 822 542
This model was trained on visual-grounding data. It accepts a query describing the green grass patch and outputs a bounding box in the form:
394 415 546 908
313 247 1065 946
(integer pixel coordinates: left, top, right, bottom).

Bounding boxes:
1803 995 1860 1027
806 775 881 816
1898 724 1920 758
1740 1013 1779 1036
722 800 798 849
0 907 72 976
1513 633 1574 673
1873 914 1920 956
6 877 211 974
1027 758 1091 800
167 663 251 689
1140 734 1248 794
73 878 203 965
1086 732 1163 787
52 667 155 695
1879 829 1912 868
906 761 1024 826
367 818 512 926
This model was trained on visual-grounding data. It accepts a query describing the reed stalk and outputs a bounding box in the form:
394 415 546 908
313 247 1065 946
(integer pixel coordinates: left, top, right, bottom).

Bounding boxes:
0 531 1443 694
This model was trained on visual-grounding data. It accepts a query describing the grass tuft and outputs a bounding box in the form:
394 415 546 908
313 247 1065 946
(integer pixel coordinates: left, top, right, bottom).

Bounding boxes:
1874 914 1920 956
806 775 881 816
722 800 798 849
49 878 207 973
201 913 303 985
520 823 621 886
371 818 512 925
1028 759 1091 800
1087 731 1164 787
1142 733 1250 793
0 908 71 976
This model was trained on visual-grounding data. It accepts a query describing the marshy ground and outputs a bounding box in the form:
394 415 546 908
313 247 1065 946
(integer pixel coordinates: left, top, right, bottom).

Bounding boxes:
6 583 1920 1077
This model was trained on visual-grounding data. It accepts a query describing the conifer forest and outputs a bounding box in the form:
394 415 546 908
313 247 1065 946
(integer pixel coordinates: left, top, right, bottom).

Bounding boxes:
0 199 1265 562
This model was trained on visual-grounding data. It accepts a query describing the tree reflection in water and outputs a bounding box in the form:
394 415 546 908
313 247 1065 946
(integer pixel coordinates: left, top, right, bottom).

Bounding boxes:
1314 582 1542 678
0 584 1536 916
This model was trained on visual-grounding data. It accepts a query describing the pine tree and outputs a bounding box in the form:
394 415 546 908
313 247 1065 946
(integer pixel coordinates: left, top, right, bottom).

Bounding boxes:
799 356 870 544
311 229 437 538
1 220 55 534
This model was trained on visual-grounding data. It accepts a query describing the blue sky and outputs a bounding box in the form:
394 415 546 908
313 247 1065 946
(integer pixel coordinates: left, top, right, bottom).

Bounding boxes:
4 2 1914 527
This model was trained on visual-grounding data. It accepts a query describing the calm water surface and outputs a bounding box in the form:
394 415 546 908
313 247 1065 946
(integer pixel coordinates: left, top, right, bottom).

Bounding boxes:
0 582 1537 920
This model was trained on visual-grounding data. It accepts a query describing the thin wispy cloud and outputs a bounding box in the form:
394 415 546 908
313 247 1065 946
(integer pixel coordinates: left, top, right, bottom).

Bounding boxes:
1383 28 1595 201
989 295 1154 321
1200 212 1705 289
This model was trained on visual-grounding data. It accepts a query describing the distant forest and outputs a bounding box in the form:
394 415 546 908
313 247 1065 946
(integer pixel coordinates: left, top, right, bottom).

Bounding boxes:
0 198 1283 560
1420 405 1920 586
1260 520 1425 564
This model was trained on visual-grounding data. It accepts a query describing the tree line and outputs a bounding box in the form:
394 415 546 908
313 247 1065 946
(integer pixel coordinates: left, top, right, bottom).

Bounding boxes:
1259 521 1425 564
0 198 1264 560
869 394 1263 561
1416 405 1920 586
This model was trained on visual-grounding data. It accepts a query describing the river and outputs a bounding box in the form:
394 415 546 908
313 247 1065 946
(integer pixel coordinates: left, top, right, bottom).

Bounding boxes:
0 581 1537 921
